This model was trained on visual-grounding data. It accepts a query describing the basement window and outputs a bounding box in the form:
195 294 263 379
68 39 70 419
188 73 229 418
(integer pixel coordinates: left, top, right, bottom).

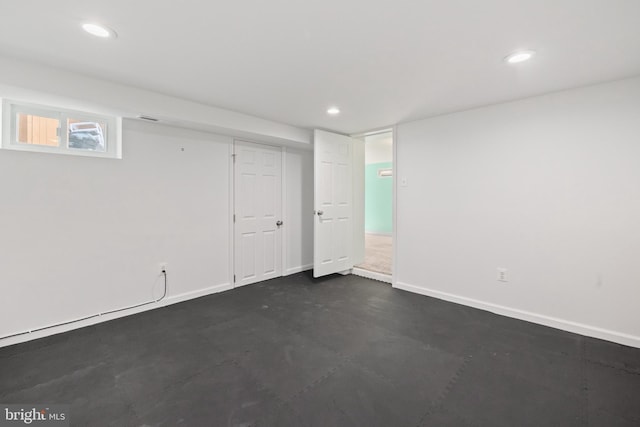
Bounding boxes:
1 99 121 159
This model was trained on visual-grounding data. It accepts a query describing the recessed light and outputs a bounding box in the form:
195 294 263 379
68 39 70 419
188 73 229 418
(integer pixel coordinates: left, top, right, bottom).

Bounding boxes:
327 107 340 115
504 50 536 64
82 23 117 38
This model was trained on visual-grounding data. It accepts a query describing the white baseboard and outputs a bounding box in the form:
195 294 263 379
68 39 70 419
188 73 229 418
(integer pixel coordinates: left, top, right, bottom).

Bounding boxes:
284 263 313 276
394 281 640 349
0 282 233 348
167 283 233 303
352 267 392 284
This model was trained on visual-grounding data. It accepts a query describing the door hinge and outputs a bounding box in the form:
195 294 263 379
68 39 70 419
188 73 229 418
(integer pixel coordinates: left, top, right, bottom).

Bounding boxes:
232 153 236 162
233 275 236 283
233 214 236 222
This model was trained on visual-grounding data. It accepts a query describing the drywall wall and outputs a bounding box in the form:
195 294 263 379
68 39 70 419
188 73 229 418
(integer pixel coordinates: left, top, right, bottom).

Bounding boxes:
395 76 640 347
365 162 393 234
0 118 314 346
0 120 232 341
285 148 314 274
0 55 312 146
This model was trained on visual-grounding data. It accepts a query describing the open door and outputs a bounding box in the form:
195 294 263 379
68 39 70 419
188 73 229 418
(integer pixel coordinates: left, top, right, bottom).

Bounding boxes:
313 130 364 278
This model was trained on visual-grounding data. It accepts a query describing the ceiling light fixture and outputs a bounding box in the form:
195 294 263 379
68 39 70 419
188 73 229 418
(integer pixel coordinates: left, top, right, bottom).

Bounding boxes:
327 107 340 115
82 23 117 38
504 50 536 64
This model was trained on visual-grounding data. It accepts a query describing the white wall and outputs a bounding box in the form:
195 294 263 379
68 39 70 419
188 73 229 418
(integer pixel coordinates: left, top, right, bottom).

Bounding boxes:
395 76 640 347
0 120 231 340
0 118 314 346
284 148 314 274
0 55 312 146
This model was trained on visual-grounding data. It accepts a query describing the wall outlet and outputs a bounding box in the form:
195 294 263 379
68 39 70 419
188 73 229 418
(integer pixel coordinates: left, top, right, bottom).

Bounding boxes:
159 262 167 273
497 268 508 282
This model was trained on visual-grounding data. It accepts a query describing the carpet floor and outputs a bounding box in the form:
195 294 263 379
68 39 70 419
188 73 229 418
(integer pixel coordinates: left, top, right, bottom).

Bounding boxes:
356 233 392 275
1 273 639 426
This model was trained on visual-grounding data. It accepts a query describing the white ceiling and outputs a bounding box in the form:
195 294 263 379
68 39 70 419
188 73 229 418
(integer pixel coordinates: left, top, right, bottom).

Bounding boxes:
0 0 639 134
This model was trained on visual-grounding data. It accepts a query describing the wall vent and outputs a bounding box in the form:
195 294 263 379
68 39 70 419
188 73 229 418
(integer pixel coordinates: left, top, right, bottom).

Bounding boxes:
137 115 159 122
378 168 393 177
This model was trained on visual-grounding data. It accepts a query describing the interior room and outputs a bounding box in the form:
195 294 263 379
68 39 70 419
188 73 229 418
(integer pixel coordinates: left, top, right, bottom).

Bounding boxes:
1 1 639 426
355 131 393 278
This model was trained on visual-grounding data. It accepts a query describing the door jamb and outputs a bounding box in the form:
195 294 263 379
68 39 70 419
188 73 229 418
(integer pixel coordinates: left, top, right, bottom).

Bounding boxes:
280 146 287 278
229 141 236 287
391 125 397 286
348 127 396 285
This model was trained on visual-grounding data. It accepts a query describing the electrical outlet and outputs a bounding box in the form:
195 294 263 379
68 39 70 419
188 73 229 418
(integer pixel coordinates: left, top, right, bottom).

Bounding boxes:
497 268 508 282
159 262 167 273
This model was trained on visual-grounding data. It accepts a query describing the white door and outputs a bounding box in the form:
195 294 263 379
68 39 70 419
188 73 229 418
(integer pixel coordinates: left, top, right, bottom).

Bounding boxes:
234 141 283 287
313 130 364 277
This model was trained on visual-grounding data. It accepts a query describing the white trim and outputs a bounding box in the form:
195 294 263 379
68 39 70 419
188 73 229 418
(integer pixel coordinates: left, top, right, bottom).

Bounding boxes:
353 267 392 284
352 135 365 266
391 125 398 286
0 282 233 349
393 281 640 348
229 141 236 288
281 146 288 279
167 283 233 303
285 263 313 276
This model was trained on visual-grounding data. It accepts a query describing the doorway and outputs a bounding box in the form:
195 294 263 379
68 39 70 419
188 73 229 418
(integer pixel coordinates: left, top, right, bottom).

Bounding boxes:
354 130 393 281
311 128 393 282
233 140 283 287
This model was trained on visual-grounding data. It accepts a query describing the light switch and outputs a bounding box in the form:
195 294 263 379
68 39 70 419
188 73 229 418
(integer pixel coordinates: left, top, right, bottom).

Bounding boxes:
400 177 408 187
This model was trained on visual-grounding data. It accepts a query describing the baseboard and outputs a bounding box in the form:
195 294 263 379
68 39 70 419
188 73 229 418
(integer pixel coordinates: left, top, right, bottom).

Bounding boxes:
352 267 392 284
284 263 313 276
166 283 233 303
394 281 640 349
0 282 233 349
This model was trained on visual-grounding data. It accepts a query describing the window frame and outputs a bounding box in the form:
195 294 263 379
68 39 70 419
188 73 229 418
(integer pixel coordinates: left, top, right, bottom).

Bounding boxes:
1 99 122 159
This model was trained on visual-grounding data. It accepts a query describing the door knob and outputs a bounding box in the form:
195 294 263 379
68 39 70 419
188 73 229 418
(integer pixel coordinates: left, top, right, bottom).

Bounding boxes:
276 220 283 227
317 210 324 216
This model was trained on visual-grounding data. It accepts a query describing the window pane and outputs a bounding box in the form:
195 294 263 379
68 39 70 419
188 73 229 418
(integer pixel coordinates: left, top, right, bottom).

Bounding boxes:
16 113 60 147
68 119 106 152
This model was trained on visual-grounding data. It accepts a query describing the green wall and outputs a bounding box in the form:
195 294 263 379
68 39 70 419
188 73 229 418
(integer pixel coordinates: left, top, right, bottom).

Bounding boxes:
365 162 393 234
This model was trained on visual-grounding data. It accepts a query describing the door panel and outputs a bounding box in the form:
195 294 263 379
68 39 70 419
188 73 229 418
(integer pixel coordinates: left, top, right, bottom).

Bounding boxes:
234 141 282 286
314 130 357 277
263 230 276 274
241 233 256 280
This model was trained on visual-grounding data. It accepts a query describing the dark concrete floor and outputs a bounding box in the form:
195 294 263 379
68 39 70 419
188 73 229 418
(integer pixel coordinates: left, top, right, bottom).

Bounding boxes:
1 273 639 426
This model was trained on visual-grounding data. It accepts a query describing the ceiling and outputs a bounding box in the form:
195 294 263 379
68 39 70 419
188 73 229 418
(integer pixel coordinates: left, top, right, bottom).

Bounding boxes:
0 0 639 134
